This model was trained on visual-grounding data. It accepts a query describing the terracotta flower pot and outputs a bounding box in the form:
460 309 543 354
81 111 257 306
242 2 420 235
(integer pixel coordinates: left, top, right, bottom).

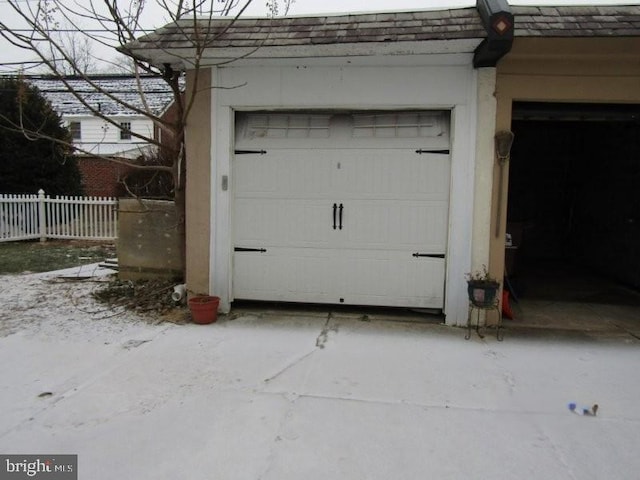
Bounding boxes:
188 295 220 324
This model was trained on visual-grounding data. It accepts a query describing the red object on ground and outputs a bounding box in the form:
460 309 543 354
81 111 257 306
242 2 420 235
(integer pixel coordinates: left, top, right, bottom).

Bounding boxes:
188 296 220 324
502 290 514 319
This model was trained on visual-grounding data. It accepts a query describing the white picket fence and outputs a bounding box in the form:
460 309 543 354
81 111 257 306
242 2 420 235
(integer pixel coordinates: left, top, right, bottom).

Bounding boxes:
0 189 118 242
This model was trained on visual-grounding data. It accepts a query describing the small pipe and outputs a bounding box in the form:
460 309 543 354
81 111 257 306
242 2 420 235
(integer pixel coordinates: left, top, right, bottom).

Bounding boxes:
171 284 187 302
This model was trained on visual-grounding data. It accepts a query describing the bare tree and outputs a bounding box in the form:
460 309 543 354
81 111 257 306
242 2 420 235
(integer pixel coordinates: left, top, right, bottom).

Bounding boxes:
0 0 292 278
49 26 98 74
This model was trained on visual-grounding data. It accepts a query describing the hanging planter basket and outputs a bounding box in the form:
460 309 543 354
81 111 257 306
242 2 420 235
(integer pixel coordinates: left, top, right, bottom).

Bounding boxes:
467 281 500 308
188 295 220 324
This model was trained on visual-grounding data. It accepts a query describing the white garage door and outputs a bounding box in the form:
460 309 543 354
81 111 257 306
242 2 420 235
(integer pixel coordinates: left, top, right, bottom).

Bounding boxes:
233 112 451 309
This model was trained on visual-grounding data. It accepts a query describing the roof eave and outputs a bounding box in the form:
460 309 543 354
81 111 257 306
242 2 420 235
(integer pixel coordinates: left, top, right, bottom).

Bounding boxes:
124 38 485 70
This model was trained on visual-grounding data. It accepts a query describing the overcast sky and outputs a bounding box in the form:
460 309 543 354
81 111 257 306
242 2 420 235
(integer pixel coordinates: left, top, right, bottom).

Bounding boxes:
1 0 638 73
239 0 639 16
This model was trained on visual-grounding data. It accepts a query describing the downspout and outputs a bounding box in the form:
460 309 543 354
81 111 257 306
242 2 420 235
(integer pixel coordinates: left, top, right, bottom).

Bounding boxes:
471 0 514 326
474 0 514 68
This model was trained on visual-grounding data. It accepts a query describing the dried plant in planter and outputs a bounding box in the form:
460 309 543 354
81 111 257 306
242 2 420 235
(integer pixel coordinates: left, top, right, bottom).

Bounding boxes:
466 265 500 307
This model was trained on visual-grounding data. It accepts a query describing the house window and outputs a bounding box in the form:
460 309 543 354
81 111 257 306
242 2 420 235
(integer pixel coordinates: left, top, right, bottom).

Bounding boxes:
69 121 81 140
120 122 132 140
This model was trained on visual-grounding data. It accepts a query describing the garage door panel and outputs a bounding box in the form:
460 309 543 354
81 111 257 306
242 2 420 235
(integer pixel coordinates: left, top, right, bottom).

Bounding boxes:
236 150 337 198
233 249 336 302
234 249 444 308
337 251 445 307
236 150 450 200
235 199 336 247
340 200 448 252
235 199 447 253
336 151 450 199
233 111 450 309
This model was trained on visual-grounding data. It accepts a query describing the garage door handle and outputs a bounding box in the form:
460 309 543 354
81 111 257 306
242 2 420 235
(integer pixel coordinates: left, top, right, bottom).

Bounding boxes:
339 203 343 230
333 203 337 230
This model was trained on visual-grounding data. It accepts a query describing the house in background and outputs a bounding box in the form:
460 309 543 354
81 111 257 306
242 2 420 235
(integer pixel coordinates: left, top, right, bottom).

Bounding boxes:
30 75 178 197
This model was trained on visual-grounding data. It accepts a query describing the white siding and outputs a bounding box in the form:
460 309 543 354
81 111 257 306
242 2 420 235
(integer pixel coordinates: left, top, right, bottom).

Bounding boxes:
66 116 155 157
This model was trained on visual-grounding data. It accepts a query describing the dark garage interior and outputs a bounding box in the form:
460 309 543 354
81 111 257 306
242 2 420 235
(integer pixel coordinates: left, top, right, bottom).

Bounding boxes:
505 102 640 326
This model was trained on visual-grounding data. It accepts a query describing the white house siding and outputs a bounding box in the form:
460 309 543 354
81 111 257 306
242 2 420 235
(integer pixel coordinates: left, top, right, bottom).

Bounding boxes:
31 76 178 160
67 116 155 158
209 57 478 325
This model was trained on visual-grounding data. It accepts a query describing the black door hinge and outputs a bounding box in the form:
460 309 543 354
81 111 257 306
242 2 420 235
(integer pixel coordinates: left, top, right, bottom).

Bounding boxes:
412 253 445 258
235 247 267 253
416 149 450 155
235 149 267 155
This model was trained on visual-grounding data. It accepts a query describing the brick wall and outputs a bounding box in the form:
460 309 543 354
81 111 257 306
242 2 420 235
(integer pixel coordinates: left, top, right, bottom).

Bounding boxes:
77 156 136 198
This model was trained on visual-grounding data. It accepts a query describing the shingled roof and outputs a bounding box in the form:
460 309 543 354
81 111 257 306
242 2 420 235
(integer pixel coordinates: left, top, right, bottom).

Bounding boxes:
122 5 640 67
127 8 485 52
513 5 640 37
127 8 484 48
29 75 176 117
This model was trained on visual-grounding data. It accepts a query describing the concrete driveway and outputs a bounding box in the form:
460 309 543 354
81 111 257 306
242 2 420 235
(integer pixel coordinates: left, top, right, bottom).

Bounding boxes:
1 269 640 479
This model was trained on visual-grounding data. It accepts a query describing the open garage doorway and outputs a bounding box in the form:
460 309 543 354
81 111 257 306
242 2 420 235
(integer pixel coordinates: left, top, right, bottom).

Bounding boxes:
505 102 640 332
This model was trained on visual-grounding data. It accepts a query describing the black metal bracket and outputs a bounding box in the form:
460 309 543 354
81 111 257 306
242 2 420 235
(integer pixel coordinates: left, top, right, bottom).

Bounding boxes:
412 253 445 258
235 247 267 253
416 149 450 155
234 149 267 155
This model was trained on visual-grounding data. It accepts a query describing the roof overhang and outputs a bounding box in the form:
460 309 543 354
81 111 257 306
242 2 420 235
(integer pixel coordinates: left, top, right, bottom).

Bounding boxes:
122 3 640 72
131 38 485 70
120 7 492 71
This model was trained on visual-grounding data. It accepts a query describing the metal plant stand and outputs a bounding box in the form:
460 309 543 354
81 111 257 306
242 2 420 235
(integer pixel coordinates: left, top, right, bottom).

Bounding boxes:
465 301 503 341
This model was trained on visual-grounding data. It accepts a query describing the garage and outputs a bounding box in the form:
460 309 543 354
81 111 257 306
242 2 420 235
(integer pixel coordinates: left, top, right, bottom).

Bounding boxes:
121 3 640 324
123 7 488 321
233 111 451 309
506 102 640 304
489 6 640 330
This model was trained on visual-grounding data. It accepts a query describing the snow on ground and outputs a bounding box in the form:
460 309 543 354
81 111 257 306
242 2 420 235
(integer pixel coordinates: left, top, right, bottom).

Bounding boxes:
0 264 164 341
1 265 640 479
